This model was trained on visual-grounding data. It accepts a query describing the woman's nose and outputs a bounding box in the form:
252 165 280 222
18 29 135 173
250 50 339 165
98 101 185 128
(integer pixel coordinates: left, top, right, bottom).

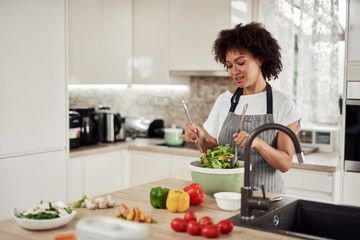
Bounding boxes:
230 65 240 75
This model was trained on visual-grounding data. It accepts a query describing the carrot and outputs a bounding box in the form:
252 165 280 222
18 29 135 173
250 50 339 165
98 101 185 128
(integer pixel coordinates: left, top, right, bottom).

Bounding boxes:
144 215 156 223
121 203 130 213
54 233 76 240
133 206 140 222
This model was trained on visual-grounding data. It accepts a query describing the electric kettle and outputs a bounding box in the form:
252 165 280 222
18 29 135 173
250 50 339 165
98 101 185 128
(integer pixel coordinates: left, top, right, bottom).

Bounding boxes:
96 105 124 143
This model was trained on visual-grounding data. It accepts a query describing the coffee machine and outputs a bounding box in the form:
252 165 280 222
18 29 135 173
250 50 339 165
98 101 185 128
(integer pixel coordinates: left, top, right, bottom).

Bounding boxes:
70 107 99 145
96 105 125 142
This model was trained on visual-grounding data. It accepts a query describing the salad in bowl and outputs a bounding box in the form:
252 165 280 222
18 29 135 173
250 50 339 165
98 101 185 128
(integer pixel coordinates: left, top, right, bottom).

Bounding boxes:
12 201 77 230
199 144 240 169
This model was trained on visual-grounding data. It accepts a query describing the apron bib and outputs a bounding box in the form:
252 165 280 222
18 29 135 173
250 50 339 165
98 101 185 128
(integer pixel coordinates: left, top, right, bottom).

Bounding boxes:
218 82 284 194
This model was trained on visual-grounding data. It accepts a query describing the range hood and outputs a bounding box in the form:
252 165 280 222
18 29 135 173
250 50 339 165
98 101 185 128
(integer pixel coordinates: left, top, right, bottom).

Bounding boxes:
170 70 230 77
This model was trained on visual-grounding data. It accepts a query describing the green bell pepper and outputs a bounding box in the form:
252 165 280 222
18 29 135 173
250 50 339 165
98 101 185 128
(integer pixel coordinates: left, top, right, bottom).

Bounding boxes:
150 187 170 209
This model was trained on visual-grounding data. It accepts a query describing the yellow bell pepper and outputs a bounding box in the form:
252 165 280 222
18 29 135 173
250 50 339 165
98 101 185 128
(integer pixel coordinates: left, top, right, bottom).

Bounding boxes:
166 189 190 213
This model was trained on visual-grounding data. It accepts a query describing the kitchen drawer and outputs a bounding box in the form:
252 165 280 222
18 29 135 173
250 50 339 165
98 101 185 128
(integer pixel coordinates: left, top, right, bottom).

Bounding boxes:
283 168 334 202
347 81 360 99
283 168 333 192
346 65 360 81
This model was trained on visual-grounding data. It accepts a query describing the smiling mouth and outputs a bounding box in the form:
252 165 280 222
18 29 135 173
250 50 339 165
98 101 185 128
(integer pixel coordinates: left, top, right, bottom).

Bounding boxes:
234 76 245 83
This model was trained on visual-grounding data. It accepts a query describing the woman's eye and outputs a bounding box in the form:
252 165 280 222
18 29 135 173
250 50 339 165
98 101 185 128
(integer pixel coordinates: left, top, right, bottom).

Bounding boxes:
226 65 232 70
237 62 245 66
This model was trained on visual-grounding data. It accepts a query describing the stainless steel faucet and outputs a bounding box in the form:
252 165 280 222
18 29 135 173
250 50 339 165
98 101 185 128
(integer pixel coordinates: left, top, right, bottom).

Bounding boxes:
241 123 304 220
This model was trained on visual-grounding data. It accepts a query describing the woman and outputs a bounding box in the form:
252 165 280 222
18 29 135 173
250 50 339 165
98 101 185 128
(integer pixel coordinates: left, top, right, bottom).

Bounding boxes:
183 22 301 194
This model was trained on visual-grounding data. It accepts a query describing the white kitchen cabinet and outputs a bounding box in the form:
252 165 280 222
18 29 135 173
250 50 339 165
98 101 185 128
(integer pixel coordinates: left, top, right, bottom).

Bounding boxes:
342 171 360 207
0 0 67 221
133 0 169 84
170 155 195 181
169 0 231 73
68 149 191 200
83 150 125 197
283 168 341 203
346 0 360 82
0 151 67 220
68 156 84 203
129 150 171 187
68 150 127 202
68 0 132 84
0 0 67 158
347 0 360 62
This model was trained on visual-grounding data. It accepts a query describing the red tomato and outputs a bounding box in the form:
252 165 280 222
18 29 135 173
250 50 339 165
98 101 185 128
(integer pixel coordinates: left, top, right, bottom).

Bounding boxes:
217 219 234 234
186 220 202 235
170 218 187 232
201 225 221 238
184 210 197 222
199 216 213 227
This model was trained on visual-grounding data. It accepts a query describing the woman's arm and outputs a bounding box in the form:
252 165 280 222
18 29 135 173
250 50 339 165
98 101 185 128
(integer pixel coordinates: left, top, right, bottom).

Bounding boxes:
183 124 218 153
234 121 297 173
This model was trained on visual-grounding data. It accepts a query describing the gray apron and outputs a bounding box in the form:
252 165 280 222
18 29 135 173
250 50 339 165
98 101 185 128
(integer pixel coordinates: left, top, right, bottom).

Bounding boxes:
218 82 284 194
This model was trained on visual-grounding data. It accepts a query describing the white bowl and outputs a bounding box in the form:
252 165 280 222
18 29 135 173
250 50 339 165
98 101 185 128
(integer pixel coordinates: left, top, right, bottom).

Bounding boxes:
11 204 77 230
213 192 241 211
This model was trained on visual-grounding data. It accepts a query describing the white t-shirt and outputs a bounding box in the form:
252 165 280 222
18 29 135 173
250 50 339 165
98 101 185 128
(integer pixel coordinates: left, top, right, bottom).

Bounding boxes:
203 87 302 140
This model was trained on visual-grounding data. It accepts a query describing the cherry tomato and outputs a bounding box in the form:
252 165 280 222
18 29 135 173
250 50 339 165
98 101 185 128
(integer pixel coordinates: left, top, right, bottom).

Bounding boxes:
170 218 187 232
184 210 197 222
199 216 213 227
217 219 234 234
201 225 221 238
186 220 202 235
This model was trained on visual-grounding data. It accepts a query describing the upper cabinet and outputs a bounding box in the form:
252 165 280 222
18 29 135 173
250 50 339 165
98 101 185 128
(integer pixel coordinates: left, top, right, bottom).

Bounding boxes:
168 0 254 75
68 0 132 84
346 0 360 81
68 0 254 83
0 0 67 157
169 0 231 74
348 0 360 63
133 0 169 84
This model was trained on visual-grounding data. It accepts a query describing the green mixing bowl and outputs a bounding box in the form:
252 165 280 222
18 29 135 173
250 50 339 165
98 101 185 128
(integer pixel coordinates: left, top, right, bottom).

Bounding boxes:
189 161 245 196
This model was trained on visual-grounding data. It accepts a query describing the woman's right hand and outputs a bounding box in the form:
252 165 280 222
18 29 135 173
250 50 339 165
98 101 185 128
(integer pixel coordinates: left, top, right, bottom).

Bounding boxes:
183 124 203 143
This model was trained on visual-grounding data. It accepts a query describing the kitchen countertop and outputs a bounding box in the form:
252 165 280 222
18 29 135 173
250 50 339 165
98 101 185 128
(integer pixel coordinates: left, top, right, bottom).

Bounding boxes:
70 138 341 172
0 178 301 240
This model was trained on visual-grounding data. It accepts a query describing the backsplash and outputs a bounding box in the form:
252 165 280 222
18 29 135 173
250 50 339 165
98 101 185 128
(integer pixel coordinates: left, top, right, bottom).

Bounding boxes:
69 77 236 130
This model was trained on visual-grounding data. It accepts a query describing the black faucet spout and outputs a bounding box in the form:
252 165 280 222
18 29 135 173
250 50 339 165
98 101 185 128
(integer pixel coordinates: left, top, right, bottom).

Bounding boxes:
241 123 304 220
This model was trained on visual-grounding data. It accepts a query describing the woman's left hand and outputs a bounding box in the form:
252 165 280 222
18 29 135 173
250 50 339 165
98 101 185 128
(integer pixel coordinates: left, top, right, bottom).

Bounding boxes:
233 131 259 149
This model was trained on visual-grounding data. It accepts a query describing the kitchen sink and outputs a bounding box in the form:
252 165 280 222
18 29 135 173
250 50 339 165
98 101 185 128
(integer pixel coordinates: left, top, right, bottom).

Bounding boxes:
229 197 360 240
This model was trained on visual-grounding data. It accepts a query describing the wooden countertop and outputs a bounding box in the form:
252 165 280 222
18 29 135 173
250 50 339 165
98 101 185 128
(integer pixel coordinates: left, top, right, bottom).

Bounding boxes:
0 178 301 240
70 138 341 172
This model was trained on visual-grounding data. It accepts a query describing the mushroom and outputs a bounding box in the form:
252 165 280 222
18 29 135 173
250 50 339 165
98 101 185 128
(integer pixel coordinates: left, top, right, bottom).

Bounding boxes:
84 198 96 210
107 195 115 207
95 197 108 209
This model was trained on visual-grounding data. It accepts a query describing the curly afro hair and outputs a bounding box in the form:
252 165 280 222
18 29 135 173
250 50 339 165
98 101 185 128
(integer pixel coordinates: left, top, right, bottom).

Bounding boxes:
212 22 282 81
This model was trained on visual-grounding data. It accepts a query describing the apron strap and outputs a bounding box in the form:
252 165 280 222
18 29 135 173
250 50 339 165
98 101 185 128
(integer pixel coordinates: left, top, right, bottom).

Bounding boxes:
266 82 273 114
229 87 243 112
229 82 273 114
